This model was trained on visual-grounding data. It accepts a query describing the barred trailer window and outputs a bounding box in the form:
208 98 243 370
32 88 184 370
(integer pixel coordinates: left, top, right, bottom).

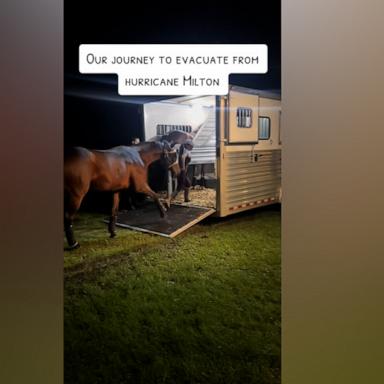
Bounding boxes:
156 125 192 135
236 107 253 128
258 117 271 139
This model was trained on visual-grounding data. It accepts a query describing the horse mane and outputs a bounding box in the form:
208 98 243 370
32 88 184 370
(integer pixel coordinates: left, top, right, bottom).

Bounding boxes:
136 141 162 152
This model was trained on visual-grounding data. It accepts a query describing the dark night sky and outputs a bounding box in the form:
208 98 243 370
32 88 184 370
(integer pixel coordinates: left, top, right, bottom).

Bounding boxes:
64 1 281 148
65 1 281 90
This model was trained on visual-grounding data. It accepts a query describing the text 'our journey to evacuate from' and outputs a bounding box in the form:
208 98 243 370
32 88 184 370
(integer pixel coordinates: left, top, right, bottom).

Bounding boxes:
85 54 260 66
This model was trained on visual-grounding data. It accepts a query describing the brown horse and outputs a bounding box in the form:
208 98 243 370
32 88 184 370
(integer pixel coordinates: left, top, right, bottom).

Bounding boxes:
64 141 179 249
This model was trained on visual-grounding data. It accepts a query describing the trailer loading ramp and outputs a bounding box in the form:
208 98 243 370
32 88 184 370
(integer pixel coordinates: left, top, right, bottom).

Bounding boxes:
113 204 215 238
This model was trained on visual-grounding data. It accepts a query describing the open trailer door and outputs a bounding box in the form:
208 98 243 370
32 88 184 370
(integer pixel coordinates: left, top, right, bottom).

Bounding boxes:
117 95 217 238
114 204 215 238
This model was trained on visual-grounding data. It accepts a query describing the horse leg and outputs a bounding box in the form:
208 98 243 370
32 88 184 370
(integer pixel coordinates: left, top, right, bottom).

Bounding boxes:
127 194 136 210
171 188 181 201
165 170 173 209
201 165 207 188
169 173 183 202
64 192 84 250
108 192 120 238
191 164 197 188
183 171 192 202
137 183 167 218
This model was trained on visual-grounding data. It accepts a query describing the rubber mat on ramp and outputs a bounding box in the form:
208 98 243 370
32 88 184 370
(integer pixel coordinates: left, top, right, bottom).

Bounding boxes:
113 204 215 238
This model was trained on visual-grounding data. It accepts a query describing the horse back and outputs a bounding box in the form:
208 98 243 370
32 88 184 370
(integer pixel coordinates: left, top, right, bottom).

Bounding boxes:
64 146 145 193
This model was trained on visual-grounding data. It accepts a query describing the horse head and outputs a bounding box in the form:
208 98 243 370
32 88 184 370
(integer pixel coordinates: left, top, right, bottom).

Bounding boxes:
160 140 180 176
161 130 194 148
183 139 194 151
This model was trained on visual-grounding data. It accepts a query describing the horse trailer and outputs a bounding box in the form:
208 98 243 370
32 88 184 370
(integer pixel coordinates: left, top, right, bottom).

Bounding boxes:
142 85 281 218
111 85 282 237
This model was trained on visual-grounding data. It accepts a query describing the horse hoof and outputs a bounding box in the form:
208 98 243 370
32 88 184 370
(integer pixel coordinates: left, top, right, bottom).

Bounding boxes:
65 241 80 251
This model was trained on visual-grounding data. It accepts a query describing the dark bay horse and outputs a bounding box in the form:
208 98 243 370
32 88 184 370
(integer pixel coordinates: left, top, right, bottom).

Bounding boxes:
161 130 194 146
159 130 195 206
64 141 179 249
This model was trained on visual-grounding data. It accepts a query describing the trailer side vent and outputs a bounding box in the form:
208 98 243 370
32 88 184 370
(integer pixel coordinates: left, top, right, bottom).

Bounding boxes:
236 107 253 128
156 125 192 135
258 117 271 140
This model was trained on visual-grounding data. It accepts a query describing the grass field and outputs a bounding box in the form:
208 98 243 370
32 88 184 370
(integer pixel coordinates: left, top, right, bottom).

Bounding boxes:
64 206 281 384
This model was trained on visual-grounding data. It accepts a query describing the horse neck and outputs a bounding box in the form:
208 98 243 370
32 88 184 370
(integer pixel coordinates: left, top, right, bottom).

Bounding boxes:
139 149 162 166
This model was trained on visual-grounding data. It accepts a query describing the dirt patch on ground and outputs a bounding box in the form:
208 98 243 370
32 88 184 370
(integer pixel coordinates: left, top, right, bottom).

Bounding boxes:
160 187 216 208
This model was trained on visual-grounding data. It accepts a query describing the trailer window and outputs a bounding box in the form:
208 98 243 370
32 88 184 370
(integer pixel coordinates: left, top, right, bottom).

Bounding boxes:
258 117 271 140
156 124 192 135
236 107 253 128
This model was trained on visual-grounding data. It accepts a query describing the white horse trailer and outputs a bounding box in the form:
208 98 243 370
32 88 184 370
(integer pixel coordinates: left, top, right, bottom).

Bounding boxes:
115 85 281 237
143 85 281 216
